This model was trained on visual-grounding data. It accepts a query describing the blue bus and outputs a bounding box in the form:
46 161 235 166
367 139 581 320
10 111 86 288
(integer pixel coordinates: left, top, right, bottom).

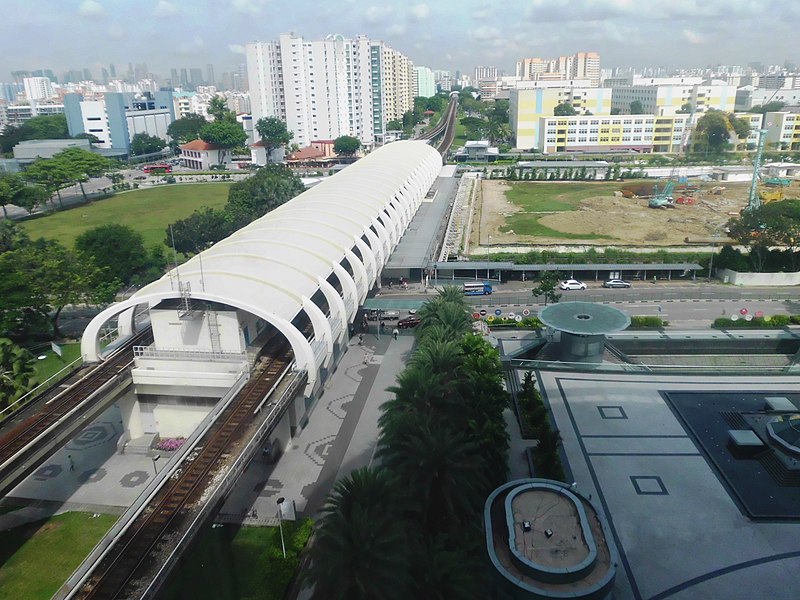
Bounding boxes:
463 281 493 295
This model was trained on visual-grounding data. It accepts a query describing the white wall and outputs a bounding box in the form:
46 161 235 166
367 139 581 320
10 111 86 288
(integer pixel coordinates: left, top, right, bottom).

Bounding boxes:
718 269 800 286
150 308 244 353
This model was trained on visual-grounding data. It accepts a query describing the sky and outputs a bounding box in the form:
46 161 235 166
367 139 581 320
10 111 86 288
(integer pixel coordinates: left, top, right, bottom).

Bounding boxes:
1 0 799 81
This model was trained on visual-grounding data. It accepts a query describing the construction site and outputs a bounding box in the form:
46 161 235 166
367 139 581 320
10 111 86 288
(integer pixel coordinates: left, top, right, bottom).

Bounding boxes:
469 176 798 251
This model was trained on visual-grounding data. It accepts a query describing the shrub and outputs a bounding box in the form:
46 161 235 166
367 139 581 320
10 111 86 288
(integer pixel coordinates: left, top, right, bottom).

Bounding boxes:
629 316 667 328
713 315 790 328
155 437 186 451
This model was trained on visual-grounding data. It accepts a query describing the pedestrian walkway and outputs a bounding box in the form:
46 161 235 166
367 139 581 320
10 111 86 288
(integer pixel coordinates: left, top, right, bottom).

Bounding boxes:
218 332 415 525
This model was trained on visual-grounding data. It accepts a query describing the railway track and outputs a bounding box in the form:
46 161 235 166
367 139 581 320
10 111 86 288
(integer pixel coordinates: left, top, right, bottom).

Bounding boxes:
416 96 458 157
73 341 294 600
0 328 153 469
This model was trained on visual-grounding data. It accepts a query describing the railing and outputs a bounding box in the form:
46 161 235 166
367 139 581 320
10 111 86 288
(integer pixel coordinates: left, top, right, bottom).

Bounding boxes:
311 338 327 364
0 358 82 422
509 358 799 376
133 346 248 362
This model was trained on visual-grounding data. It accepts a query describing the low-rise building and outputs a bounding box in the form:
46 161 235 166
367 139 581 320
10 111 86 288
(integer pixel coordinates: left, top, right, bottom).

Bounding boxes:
180 139 229 170
12 138 91 163
454 140 499 162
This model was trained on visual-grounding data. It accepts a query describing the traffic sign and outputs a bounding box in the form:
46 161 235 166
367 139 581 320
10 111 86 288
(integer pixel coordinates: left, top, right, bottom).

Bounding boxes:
515 315 523 322
522 309 530 316
508 312 516 319
487 315 495 322
479 309 487 316
494 309 502 316
472 313 481 320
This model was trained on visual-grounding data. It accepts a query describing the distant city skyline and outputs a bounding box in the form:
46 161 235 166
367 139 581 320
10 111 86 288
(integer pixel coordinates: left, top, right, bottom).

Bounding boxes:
1 0 798 81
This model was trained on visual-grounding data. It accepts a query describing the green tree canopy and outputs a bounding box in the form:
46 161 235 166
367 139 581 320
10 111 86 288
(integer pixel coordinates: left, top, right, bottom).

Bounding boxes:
75 224 150 285
693 110 733 153
0 173 26 219
386 119 402 131
166 207 235 256
15 185 49 215
554 102 578 116
23 158 73 209
531 270 562 305
0 338 35 408
333 135 361 157
199 120 247 164
166 113 208 146
748 101 786 114
630 100 644 114
73 132 101 144
254 117 293 162
206 96 230 122
224 164 305 226
130 132 167 156
677 102 693 114
0 114 70 154
52 146 112 201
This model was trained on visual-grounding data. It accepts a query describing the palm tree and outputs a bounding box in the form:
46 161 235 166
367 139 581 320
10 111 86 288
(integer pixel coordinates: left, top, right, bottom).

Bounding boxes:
376 413 488 534
304 467 413 600
0 338 34 409
411 337 463 381
380 365 456 428
436 285 467 306
416 302 472 343
410 533 488 599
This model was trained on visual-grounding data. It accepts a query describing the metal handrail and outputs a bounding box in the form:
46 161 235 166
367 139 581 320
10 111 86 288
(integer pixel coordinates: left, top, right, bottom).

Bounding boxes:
0 357 82 422
133 346 248 362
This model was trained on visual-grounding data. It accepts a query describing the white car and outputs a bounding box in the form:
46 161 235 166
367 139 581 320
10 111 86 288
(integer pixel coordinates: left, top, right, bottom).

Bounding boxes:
559 279 587 290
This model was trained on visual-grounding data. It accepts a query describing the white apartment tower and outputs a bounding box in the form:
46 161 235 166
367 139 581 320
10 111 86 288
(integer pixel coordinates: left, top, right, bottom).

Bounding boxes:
23 77 54 101
516 52 600 86
246 34 414 148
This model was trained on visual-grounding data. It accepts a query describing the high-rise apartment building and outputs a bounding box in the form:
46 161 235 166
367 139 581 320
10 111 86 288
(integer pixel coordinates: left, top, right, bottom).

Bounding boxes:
246 33 414 148
474 66 498 81
23 77 54 101
415 66 436 98
516 52 600 86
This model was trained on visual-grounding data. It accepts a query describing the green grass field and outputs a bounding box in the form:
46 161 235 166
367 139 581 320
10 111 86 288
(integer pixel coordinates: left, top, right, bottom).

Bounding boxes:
20 183 232 249
30 342 81 386
0 512 118 600
499 181 623 240
162 519 313 600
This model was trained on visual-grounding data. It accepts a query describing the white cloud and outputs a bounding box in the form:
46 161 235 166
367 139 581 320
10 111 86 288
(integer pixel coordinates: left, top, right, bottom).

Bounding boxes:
78 0 105 17
470 26 500 42
410 4 430 21
682 28 704 44
229 44 246 54
154 1 178 17
231 0 270 14
364 5 392 24
387 23 407 36
179 35 204 55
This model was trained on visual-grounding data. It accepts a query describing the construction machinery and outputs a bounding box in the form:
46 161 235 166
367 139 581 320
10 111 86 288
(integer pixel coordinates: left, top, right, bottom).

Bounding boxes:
759 176 792 203
649 105 696 209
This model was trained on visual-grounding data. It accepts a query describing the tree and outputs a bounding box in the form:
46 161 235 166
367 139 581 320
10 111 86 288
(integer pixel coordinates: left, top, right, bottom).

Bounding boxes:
254 117 293 163
224 164 305 225
630 100 644 114
15 185 49 215
0 338 35 409
73 133 101 144
694 110 742 154
333 135 361 157
610 107 621 115
0 173 25 219
50 147 112 202
726 208 776 272
199 120 247 165
130 132 166 156
531 271 562 305
75 224 150 285
0 114 69 154
167 114 208 144
459 116 488 141
677 102 693 114
206 96 230 121
729 114 751 141
23 158 72 209
167 207 236 256
554 102 577 116
386 119 402 131
748 101 786 114
304 467 413 600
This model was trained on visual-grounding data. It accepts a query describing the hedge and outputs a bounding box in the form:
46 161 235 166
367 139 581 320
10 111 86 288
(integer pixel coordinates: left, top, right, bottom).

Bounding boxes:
713 314 791 328
486 316 542 328
629 316 668 328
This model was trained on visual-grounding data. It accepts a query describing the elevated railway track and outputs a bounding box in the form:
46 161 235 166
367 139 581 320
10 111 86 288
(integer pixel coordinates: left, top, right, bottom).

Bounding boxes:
416 96 458 157
0 328 153 497
69 341 298 600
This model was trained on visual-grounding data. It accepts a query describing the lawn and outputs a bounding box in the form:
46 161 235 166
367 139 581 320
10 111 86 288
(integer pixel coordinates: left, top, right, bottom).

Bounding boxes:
499 181 623 240
20 183 232 249
162 519 313 600
30 342 82 386
0 512 118 600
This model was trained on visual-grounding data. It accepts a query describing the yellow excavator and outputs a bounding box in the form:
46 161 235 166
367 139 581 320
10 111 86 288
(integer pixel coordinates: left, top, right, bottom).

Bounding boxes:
758 176 792 204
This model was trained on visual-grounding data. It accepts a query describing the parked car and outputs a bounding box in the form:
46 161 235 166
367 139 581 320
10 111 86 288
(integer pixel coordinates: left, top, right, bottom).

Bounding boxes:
602 279 631 288
397 315 422 329
365 309 400 321
559 279 587 290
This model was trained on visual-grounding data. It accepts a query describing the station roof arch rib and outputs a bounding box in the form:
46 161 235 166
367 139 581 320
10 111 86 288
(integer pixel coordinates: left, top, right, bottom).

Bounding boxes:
81 141 442 390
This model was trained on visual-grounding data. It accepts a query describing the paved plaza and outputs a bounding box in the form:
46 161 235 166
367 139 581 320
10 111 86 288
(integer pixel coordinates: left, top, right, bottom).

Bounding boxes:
536 370 800 600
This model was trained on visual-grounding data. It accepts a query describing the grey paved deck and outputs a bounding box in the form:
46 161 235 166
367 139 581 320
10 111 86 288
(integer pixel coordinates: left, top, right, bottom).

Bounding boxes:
535 370 800 600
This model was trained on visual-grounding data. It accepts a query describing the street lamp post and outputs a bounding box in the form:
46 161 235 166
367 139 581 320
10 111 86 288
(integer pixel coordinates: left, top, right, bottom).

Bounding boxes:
151 455 160 476
276 497 287 559
486 235 492 280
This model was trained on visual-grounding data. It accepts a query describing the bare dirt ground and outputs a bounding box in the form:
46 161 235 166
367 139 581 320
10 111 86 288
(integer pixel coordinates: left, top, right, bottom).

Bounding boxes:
475 180 760 248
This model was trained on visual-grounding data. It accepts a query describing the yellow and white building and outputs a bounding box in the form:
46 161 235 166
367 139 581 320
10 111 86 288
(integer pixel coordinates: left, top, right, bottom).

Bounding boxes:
611 84 737 116
764 112 800 150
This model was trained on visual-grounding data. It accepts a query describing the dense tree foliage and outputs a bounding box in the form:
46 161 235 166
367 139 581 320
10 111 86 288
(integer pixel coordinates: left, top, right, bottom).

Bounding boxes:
167 207 236 256
0 114 69 154
748 101 786 114
531 270 562 305
693 110 751 153
224 164 304 225
630 100 644 114
255 117 293 162
0 173 26 219
305 287 509 598
554 102 578 116
166 114 208 148
727 199 800 271
199 121 247 164
0 338 35 409
76 224 165 285
130 132 167 156
333 135 360 157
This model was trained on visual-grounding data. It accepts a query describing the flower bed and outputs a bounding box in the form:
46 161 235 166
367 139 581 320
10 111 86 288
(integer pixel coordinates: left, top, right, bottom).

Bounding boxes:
155 437 186 452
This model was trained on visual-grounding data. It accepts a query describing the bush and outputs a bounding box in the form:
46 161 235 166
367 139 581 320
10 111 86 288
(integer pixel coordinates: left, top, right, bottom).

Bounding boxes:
713 315 791 328
155 437 186 451
629 316 667 328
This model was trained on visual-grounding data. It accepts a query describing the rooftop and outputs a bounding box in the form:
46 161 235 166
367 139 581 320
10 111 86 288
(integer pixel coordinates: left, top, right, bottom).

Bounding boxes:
180 139 220 151
539 302 631 336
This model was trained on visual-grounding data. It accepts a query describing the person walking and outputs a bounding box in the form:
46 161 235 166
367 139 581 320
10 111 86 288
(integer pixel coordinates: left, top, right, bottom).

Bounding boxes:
67 455 75 471
392 328 399 340
358 333 364 345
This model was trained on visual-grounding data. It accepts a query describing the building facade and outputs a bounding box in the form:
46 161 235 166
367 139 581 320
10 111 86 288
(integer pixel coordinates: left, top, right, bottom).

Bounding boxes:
610 83 737 116
516 52 600 86
23 77 55 101
414 66 436 98
246 33 413 148
64 91 175 152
